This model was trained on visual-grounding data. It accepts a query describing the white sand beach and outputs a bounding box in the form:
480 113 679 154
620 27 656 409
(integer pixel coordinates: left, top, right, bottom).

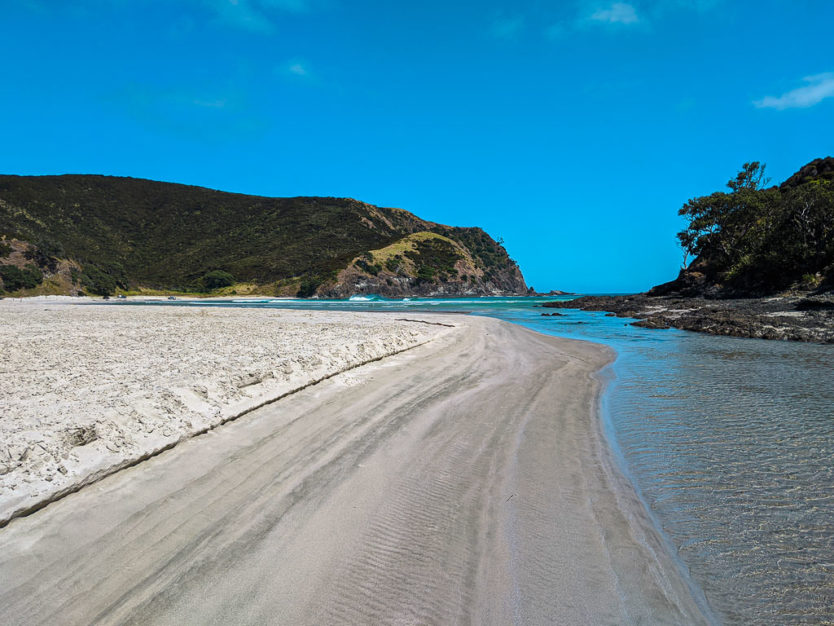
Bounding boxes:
0 299 443 525
0 302 707 623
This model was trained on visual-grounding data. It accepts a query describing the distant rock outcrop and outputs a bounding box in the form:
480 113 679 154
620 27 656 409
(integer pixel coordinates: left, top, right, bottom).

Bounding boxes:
780 156 834 189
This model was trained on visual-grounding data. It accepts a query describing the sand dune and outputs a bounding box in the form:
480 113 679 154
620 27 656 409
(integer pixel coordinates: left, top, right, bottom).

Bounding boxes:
0 311 707 624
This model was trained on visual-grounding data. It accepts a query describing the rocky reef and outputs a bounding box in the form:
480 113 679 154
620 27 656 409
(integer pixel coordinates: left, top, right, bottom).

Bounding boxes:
543 293 834 343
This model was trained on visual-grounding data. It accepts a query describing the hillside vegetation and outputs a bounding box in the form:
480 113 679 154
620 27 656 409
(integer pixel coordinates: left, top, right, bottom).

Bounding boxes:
656 157 834 297
542 158 834 343
0 175 526 297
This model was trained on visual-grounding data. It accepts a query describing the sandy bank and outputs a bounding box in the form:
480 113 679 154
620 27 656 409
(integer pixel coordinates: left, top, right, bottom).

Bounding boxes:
0 313 707 624
0 301 443 525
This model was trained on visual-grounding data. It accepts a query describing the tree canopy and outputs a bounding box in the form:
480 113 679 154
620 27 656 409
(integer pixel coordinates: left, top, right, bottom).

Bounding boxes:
200 270 235 291
677 158 834 293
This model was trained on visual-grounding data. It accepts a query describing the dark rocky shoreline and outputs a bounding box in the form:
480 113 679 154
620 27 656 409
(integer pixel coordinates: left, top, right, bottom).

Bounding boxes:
543 293 834 343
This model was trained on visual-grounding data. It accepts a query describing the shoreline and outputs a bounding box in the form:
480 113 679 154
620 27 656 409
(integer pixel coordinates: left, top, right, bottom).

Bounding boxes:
594 362 718 623
0 311 707 623
543 293 834 343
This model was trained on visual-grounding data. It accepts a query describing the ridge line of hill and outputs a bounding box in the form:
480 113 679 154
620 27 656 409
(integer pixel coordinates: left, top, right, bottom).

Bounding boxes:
0 174 528 298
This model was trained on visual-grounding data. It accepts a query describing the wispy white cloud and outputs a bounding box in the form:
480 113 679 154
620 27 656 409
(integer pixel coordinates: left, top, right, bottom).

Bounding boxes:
209 0 272 32
489 13 525 40
754 73 834 110
204 0 317 32
277 59 317 83
287 62 309 77
589 2 639 25
545 0 722 38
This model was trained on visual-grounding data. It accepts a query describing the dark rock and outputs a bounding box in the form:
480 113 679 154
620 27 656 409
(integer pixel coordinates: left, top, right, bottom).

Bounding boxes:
781 156 834 189
796 296 834 311
647 269 710 297
631 319 671 330
544 291 834 344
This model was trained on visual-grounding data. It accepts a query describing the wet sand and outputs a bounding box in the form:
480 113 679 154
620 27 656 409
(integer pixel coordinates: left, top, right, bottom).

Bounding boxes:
0 314 707 624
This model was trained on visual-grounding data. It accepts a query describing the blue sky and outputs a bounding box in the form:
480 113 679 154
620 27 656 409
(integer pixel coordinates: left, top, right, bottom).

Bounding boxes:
1 0 832 293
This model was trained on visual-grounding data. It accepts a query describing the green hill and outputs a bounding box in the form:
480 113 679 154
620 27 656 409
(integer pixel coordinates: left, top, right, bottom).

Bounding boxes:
0 175 526 297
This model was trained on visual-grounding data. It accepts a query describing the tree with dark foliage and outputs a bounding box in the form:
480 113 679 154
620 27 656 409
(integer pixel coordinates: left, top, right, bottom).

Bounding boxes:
676 159 834 294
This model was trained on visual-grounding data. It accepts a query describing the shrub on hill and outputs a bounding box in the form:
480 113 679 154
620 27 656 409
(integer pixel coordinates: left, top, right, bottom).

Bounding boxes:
297 275 322 298
405 237 461 283
199 270 235 291
0 264 43 292
80 262 127 296
24 238 64 272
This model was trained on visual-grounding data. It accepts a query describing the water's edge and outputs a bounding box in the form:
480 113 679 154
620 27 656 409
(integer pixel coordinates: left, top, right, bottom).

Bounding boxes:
594 360 719 624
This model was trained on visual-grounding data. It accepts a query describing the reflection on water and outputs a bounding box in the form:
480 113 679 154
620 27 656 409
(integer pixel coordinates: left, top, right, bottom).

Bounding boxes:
118 296 834 623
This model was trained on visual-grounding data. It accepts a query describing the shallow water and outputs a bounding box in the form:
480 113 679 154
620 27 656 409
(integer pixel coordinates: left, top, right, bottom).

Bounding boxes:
523 309 834 624
118 296 834 623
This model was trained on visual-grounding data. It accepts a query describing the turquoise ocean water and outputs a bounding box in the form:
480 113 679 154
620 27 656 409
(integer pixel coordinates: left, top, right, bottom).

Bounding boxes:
122 295 834 623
